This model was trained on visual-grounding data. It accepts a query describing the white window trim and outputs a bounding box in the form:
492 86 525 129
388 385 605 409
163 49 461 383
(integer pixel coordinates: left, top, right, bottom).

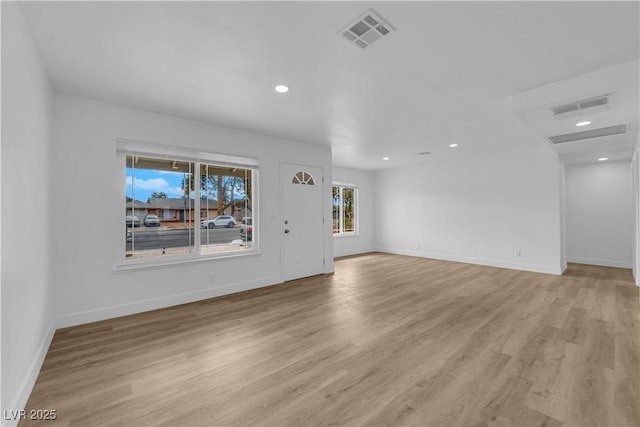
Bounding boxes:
332 182 359 237
114 249 262 272
117 138 258 168
116 139 259 270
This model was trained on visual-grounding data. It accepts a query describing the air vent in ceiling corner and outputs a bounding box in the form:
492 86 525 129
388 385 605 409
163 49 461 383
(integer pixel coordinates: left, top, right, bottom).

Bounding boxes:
550 94 610 118
339 9 395 49
547 124 628 144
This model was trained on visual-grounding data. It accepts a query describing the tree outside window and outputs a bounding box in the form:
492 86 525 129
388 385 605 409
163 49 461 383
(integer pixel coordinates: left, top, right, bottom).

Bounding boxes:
333 185 357 235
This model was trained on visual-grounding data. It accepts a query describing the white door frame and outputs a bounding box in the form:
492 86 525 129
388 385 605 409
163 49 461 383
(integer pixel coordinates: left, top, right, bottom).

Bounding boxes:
281 161 325 282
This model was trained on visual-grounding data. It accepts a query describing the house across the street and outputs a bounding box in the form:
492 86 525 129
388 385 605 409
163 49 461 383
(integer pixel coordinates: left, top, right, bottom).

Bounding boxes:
127 198 251 223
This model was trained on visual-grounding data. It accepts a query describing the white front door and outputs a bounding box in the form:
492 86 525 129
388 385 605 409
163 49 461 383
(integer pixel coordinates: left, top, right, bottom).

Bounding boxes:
283 163 325 281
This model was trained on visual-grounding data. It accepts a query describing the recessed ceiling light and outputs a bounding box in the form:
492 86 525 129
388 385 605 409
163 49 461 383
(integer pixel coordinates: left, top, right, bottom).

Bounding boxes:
274 85 289 93
449 143 458 148
597 157 608 162
382 157 390 160
576 121 591 127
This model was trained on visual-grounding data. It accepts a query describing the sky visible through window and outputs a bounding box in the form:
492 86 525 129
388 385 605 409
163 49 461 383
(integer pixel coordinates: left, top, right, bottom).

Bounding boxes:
127 167 249 202
126 168 186 201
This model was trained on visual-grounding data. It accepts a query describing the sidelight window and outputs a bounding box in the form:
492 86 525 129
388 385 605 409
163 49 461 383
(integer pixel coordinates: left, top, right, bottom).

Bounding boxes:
332 184 358 235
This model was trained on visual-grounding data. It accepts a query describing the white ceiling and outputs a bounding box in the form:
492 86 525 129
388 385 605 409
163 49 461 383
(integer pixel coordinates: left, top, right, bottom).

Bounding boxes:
18 1 640 170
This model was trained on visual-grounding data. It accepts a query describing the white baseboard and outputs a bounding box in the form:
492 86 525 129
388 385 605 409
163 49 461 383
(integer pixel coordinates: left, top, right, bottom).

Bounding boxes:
566 257 632 269
56 275 283 328
334 247 377 258
3 322 56 427
377 247 563 275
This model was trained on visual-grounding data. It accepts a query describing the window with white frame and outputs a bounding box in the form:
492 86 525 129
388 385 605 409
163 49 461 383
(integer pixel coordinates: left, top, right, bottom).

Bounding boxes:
332 184 357 235
119 140 257 263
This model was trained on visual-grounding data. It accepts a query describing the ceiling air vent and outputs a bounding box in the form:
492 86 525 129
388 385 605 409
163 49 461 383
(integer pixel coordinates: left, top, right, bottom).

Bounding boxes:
339 9 395 49
546 124 627 144
550 94 610 118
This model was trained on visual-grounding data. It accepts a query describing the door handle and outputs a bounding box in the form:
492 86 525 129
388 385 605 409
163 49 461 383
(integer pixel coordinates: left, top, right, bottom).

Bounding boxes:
284 229 290 234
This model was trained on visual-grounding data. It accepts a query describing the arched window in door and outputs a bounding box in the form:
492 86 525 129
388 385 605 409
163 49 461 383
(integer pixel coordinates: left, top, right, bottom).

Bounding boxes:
292 171 315 186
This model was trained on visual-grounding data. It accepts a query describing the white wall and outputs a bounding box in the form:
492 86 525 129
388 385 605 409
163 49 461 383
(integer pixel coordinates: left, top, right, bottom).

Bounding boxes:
51 93 333 327
374 146 563 274
565 160 633 269
633 145 640 284
332 167 375 257
559 162 567 273
1 3 55 424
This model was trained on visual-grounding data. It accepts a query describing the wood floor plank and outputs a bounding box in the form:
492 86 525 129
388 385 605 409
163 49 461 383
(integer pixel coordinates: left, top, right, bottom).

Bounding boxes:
523 339 580 421
562 307 589 345
614 360 640 427
614 282 640 426
471 373 534 426
18 255 639 427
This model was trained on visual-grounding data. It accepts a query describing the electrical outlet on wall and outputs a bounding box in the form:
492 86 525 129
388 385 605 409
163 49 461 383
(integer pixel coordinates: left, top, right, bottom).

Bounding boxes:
209 273 216 284
514 249 521 257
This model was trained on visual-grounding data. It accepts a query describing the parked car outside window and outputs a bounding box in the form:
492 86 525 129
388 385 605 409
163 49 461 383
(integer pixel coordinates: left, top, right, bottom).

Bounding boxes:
126 215 141 227
143 214 161 227
240 217 252 241
201 215 236 229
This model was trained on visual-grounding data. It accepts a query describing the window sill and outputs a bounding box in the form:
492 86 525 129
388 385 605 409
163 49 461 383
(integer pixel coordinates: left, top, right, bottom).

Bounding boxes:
333 233 359 238
114 248 261 272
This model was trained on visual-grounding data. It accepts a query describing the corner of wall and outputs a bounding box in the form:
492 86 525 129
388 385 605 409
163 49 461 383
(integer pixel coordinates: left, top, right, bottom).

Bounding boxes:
0 1 4 422
1 2 56 422
2 323 55 427
633 144 640 286
559 159 567 275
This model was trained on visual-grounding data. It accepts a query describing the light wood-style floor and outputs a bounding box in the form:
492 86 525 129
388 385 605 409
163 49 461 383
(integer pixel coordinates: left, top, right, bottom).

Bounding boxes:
21 253 639 427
